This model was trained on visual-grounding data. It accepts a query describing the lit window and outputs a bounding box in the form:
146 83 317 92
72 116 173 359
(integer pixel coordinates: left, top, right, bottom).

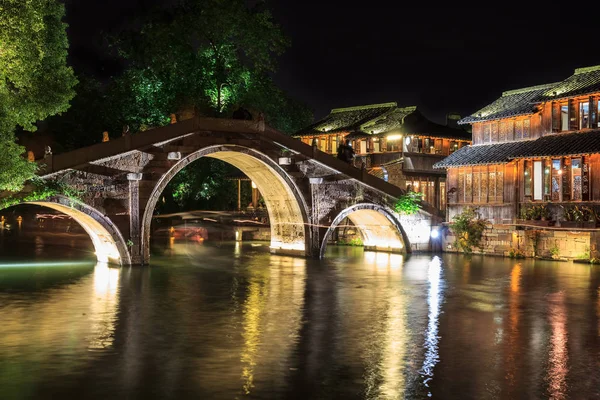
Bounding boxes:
551 159 561 201
524 161 532 197
572 158 582 200
580 102 589 129
561 104 569 131
533 161 542 200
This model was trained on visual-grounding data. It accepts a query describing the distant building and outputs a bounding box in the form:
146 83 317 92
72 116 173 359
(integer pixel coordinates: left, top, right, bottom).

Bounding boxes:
434 64 600 258
294 102 471 211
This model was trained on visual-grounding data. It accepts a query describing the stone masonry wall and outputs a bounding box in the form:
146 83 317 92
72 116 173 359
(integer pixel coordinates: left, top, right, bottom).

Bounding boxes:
442 224 599 259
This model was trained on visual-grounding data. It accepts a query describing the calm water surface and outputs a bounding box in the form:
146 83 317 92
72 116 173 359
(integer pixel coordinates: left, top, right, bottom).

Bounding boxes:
1 239 600 399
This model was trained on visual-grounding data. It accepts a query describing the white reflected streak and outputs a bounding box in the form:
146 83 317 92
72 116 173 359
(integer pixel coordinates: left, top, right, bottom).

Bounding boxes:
420 256 443 392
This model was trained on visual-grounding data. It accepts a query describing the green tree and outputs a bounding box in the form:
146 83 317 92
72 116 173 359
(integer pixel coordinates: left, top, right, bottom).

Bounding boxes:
0 0 77 191
156 158 248 213
109 0 311 133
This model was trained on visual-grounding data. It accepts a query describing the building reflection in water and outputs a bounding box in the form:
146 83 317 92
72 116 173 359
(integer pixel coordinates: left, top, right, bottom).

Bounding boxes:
547 291 568 400
504 263 521 394
420 256 443 396
378 253 408 399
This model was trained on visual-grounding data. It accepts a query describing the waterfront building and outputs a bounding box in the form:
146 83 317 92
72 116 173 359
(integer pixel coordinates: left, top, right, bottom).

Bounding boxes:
294 102 471 211
435 65 600 258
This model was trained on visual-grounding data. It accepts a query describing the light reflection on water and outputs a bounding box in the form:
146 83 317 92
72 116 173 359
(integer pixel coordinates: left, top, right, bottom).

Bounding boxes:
0 243 600 399
420 256 443 397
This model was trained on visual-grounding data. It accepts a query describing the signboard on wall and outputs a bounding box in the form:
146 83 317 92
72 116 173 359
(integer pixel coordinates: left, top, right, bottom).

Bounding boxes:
562 158 570 201
583 156 590 201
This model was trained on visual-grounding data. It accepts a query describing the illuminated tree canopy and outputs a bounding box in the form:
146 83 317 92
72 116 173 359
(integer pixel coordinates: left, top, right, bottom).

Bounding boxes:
0 0 77 191
108 0 310 133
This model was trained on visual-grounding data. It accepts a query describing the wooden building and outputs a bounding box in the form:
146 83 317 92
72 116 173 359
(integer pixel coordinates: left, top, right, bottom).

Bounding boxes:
294 102 470 211
434 65 600 258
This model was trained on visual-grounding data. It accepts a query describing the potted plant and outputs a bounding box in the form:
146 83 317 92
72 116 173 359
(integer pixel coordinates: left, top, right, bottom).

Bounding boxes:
517 205 532 225
581 206 597 229
560 205 582 228
534 204 555 226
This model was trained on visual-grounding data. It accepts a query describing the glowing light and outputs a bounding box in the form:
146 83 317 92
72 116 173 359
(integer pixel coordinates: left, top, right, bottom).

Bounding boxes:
558 169 563 175
94 240 121 264
0 261 93 268
510 264 521 293
405 136 411 146
251 181 257 189
387 134 402 141
545 168 550 174
430 227 439 239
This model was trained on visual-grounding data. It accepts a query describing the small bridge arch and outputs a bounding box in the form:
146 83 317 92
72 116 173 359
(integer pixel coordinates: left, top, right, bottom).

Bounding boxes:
140 144 311 262
319 203 410 258
27 196 131 265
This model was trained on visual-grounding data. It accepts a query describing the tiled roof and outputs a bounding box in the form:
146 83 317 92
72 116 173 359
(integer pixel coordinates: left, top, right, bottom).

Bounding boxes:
535 65 600 102
434 129 600 168
433 141 532 168
295 102 397 136
459 83 558 125
296 103 471 141
402 111 471 140
361 107 416 134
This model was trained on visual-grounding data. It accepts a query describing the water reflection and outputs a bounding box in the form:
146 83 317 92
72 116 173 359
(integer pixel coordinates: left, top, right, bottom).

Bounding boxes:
1 247 600 399
233 254 306 395
0 262 119 395
420 256 443 396
89 263 120 349
547 291 568 400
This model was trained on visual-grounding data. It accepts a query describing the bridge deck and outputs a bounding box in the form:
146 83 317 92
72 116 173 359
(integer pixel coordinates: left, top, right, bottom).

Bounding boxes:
37 117 434 211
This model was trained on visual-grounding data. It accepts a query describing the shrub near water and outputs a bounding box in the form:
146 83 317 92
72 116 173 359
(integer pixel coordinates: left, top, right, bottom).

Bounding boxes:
450 207 487 254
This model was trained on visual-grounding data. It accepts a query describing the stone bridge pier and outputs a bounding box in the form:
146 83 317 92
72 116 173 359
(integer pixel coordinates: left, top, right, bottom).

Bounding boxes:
18 117 439 265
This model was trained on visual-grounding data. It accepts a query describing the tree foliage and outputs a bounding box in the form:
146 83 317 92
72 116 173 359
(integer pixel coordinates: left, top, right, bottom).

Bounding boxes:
450 207 487 254
106 0 310 133
394 191 423 215
0 0 77 190
155 158 251 213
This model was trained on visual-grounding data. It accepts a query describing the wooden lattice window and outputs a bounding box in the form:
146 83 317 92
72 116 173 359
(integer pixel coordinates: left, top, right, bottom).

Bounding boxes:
483 123 491 143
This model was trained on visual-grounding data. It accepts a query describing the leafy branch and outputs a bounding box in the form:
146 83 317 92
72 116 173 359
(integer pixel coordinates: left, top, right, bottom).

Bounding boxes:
0 177 81 211
394 191 423 215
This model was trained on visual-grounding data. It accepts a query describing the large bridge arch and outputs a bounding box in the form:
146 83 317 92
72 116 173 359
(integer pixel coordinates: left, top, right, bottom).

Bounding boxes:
26 196 131 265
319 203 411 258
140 145 311 262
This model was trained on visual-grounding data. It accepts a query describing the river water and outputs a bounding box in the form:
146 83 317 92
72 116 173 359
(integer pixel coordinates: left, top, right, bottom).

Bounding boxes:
1 238 600 399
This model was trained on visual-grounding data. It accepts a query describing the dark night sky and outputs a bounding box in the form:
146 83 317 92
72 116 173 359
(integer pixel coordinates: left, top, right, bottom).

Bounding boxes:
65 0 600 124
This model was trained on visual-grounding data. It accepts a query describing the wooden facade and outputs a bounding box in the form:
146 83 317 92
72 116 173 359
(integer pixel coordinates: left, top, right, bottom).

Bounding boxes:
437 65 600 227
295 103 470 211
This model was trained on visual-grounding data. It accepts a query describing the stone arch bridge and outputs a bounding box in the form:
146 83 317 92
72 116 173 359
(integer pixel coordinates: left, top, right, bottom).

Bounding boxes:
12 117 439 265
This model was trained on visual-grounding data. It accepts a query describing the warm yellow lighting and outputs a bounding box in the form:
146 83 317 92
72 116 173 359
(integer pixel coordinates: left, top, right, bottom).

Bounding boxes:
251 181 257 189
94 240 121 264
269 241 305 252
387 134 402 141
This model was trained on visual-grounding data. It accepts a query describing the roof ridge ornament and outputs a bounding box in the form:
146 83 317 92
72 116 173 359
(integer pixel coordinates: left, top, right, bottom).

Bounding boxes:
574 65 600 75
502 82 559 96
330 102 397 113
